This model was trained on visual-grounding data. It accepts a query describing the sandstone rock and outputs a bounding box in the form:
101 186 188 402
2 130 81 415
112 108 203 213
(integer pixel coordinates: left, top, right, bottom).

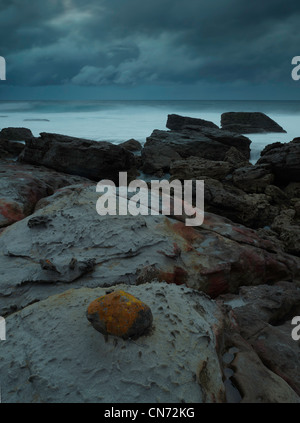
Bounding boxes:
0 127 33 141
271 209 300 256
220 282 300 399
0 282 226 403
221 112 286 134
141 140 181 174
232 164 274 194
257 138 300 184
18 132 135 182
119 138 142 152
179 126 251 157
0 185 299 317
223 147 250 167
170 157 233 181
87 290 153 339
166 114 219 130
204 178 280 228
141 128 251 175
0 139 24 158
231 349 300 403
285 182 300 200
0 161 91 228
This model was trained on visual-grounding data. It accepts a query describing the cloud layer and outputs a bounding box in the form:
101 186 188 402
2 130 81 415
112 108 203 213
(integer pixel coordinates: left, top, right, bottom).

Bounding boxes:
1 0 300 92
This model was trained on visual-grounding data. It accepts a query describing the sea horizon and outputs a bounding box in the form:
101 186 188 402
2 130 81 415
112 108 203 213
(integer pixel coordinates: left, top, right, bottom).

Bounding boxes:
0 99 299 163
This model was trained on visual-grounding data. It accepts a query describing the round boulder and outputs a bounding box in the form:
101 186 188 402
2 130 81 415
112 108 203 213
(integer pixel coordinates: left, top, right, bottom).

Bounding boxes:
86 290 153 339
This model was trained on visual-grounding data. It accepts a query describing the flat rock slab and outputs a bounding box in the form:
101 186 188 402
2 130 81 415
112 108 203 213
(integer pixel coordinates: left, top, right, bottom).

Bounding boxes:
166 114 219 130
0 282 225 403
0 185 299 317
221 112 286 134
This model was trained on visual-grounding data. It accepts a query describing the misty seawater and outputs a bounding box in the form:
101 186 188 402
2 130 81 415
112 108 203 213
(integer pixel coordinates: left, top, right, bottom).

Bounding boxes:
0 100 299 163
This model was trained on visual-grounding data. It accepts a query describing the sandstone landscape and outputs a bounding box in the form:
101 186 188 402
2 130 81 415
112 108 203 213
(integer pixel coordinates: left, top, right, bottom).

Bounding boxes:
0 112 299 403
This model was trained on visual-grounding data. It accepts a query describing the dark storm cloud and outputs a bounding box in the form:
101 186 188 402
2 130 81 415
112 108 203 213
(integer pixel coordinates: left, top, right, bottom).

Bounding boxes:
1 0 300 87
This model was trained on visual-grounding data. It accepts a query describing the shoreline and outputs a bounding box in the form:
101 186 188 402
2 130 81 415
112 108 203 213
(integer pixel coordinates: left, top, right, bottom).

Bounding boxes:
0 111 299 403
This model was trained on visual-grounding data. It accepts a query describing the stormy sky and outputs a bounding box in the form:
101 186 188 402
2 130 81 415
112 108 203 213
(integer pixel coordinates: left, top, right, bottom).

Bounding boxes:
0 0 300 99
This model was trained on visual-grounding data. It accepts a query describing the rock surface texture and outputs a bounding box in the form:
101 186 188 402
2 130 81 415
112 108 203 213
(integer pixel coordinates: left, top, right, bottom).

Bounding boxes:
0 283 226 403
19 132 135 182
257 138 300 184
0 185 299 317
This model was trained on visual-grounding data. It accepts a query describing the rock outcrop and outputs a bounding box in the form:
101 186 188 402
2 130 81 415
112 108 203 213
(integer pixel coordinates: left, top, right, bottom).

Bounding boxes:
0 127 33 141
257 138 300 184
119 138 142 152
18 132 135 182
166 114 219 130
0 161 91 228
0 139 24 158
0 185 299 317
0 115 299 404
0 282 226 403
141 128 251 175
219 282 300 400
221 112 286 134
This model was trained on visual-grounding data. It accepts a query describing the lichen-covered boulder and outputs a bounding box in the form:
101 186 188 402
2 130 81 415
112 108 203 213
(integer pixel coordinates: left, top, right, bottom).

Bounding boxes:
87 290 153 339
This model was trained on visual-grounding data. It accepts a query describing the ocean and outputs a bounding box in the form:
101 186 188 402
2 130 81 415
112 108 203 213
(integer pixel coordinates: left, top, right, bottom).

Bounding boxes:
0 100 299 163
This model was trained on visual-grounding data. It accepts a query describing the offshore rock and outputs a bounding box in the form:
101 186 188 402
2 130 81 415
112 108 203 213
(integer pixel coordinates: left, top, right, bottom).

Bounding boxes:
221 112 286 134
166 114 219 130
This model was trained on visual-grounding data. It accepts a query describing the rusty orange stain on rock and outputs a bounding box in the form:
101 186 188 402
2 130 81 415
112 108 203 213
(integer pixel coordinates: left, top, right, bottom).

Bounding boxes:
86 290 153 339
0 199 25 223
159 266 188 286
165 220 203 244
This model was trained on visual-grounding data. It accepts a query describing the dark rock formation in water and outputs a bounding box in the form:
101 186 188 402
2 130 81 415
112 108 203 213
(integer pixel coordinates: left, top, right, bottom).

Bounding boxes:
221 112 286 133
0 127 33 140
166 113 219 130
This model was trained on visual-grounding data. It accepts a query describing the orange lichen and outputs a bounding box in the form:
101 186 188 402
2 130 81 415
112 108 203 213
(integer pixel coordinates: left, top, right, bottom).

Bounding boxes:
87 290 152 338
